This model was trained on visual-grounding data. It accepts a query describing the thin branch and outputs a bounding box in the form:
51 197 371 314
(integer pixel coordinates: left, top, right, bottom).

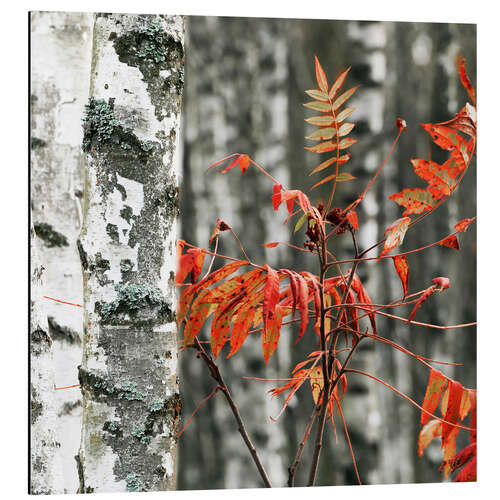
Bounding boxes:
288 407 317 487
190 338 272 488
178 386 220 438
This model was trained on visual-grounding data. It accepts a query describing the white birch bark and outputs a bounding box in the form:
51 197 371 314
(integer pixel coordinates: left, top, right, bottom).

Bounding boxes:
77 13 183 493
30 221 64 495
30 11 94 493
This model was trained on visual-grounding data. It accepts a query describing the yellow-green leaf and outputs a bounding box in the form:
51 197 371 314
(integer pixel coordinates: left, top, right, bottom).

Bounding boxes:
305 127 336 141
315 56 329 93
337 122 355 137
305 115 335 126
310 154 351 175
294 213 308 233
304 101 331 112
332 85 360 111
305 89 329 101
329 67 351 99
311 172 356 189
335 107 355 123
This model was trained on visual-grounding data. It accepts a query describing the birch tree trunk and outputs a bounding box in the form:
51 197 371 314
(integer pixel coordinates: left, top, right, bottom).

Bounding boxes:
30 12 94 492
77 13 184 493
30 221 63 495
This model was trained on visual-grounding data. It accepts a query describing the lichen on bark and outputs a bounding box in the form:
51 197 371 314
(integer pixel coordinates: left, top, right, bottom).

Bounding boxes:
78 13 183 493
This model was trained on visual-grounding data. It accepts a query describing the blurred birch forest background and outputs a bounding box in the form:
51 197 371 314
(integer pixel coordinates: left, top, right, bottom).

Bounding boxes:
179 16 476 489
30 12 476 492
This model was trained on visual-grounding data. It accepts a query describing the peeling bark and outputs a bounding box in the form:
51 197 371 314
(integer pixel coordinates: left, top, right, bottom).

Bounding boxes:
78 13 183 493
30 221 64 495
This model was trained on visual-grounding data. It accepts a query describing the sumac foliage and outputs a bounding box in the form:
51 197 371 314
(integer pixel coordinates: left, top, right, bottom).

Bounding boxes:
177 56 476 487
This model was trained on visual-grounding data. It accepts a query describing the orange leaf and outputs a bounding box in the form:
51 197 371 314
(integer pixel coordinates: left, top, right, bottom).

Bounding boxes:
421 369 447 426
392 255 409 298
454 217 475 232
262 306 285 364
295 274 310 343
453 455 476 482
389 188 437 216
263 242 279 248
439 235 460 250
456 56 476 106
183 289 217 347
239 154 250 174
346 210 358 229
263 265 281 341
469 389 477 443
442 379 464 450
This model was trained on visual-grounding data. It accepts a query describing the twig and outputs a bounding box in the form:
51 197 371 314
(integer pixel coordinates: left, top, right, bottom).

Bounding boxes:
190 338 272 488
288 407 317 487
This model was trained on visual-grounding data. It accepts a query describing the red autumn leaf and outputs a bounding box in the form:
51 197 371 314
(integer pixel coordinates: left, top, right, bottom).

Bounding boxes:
392 255 409 298
349 272 377 336
228 287 265 358
314 56 328 93
422 123 467 153
469 389 477 443
263 265 281 340
447 442 476 474
295 274 310 343
177 247 204 284
263 242 279 248
411 158 452 200
183 289 217 347
218 154 245 174
191 249 205 283
302 271 321 324
439 234 460 250
281 189 313 215
454 217 475 232
280 269 299 321
272 183 282 211
454 455 476 482
408 284 436 322
456 56 476 106
177 260 249 326
432 276 450 291
389 188 437 215
346 210 358 229
418 419 442 457
210 301 237 358
442 379 464 450
262 306 285 364
239 154 250 174
378 217 411 262
209 218 232 244
421 369 447 425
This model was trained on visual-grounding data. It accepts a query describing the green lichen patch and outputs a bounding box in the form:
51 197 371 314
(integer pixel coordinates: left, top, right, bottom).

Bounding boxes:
82 97 120 152
126 473 145 492
116 380 146 401
34 222 69 248
103 420 122 437
112 20 184 121
99 283 173 325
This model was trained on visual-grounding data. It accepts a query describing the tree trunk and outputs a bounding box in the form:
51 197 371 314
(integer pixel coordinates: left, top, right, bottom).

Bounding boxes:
77 13 184 493
30 220 63 495
30 12 94 492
